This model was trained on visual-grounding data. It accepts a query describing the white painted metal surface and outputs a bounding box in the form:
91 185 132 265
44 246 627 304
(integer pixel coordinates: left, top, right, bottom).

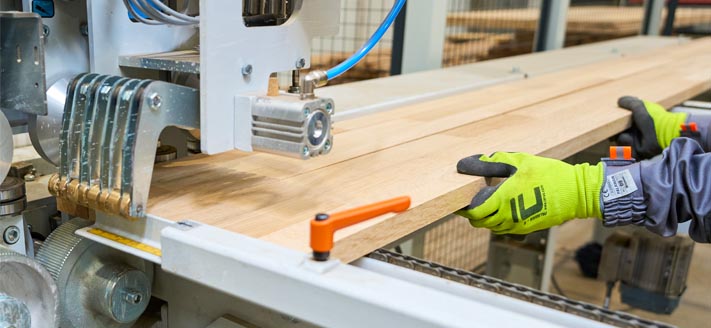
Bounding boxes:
200 0 340 154
400 0 447 74
533 0 570 51
160 222 608 328
643 0 665 36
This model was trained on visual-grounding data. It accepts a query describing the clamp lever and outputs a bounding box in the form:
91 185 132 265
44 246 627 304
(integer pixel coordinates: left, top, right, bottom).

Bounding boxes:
310 196 411 261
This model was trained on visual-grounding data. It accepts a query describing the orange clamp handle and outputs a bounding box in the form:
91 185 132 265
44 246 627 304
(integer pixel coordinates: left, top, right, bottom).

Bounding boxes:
310 196 411 261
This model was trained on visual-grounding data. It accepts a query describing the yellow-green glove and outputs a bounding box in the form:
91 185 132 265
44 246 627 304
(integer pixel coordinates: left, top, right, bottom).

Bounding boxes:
617 96 688 159
456 152 603 235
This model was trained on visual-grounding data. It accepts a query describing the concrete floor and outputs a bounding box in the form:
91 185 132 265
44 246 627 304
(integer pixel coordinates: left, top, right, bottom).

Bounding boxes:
554 219 711 327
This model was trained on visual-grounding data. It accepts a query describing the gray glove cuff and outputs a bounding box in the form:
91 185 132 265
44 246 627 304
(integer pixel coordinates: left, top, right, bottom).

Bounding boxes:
685 112 711 151
600 162 647 227
672 107 711 151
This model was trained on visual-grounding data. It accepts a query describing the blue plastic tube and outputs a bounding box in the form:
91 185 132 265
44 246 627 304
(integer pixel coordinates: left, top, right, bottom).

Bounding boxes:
325 0 406 80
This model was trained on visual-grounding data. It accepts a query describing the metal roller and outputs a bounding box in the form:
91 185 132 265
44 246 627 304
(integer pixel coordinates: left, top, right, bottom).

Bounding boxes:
36 218 154 328
0 111 12 183
28 78 69 166
0 248 60 328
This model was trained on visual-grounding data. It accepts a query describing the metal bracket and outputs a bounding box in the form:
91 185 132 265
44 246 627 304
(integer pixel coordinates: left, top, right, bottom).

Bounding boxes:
49 74 199 219
0 12 47 115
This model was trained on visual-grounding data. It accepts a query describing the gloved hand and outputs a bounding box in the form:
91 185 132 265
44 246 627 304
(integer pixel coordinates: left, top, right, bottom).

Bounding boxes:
617 96 688 159
456 152 603 235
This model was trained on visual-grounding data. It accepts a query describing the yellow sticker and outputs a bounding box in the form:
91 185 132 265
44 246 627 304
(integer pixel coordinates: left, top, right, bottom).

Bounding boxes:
87 228 162 257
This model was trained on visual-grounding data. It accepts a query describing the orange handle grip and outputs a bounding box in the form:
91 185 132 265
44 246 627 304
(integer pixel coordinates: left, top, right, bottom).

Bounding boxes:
310 196 411 261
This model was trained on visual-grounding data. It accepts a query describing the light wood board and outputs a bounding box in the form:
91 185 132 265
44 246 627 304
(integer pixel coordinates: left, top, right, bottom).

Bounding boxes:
448 6 711 34
147 38 711 263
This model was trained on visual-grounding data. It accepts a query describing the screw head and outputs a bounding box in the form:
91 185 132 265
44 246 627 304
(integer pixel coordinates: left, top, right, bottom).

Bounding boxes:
3 226 20 245
80 23 89 37
148 93 162 111
122 290 143 305
296 58 306 69
325 102 334 114
315 213 329 221
324 139 332 152
302 146 310 157
303 108 311 117
242 64 253 76
42 24 50 38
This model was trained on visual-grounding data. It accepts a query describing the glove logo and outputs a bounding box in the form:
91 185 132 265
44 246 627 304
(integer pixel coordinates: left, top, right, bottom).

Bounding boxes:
510 186 547 223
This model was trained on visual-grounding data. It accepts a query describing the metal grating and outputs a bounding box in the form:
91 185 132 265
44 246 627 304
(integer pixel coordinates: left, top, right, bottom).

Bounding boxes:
444 0 542 67
310 0 395 85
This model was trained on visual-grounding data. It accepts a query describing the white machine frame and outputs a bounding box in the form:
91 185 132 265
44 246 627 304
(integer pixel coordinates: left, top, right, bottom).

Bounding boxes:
77 212 609 328
83 0 340 155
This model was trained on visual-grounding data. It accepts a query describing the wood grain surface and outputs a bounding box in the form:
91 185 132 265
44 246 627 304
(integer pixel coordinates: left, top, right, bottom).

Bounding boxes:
147 38 711 262
448 6 711 34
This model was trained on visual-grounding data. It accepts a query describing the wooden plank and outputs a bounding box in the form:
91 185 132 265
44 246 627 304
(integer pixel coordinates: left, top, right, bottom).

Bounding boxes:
320 36 684 117
147 38 711 262
447 6 711 34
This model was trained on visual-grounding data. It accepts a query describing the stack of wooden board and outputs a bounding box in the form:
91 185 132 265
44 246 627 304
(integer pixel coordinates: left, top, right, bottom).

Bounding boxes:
147 38 711 263
445 6 711 62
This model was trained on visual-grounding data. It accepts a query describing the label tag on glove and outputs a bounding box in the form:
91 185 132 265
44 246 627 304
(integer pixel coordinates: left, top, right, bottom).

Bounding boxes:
602 169 638 202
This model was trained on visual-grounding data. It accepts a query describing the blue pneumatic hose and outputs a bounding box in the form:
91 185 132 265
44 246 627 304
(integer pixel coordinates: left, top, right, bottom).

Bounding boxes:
325 0 406 80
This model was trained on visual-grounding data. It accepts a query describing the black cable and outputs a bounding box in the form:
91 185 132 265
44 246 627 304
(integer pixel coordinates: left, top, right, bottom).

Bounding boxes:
471 262 487 274
551 274 567 298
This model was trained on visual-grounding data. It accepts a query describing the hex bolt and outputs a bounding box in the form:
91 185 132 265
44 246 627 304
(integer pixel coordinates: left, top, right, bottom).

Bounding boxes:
295 58 306 69
148 93 162 111
242 64 253 76
3 226 20 245
24 168 37 182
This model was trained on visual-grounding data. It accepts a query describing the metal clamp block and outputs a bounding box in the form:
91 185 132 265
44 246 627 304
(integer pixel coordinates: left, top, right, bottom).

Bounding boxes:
49 74 199 219
0 12 47 115
250 95 334 159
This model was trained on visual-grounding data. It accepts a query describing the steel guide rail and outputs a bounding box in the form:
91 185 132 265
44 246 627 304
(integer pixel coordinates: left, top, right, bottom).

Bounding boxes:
368 249 674 328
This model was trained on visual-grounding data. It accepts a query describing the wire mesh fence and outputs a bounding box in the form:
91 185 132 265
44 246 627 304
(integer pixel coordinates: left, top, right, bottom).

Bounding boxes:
423 216 490 272
310 0 395 85
444 0 542 67
564 0 645 47
661 1 711 36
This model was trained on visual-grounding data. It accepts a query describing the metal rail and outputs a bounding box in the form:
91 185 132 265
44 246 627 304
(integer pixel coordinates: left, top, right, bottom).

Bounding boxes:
368 249 674 328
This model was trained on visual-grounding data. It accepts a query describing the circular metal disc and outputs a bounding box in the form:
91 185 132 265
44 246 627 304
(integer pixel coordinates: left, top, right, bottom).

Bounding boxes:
155 145 177 163
0 251 60 328
36 219 153 328
0 112 12 183
28 78 67 166
0 177 26 202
